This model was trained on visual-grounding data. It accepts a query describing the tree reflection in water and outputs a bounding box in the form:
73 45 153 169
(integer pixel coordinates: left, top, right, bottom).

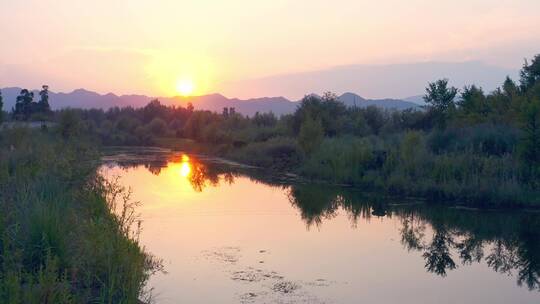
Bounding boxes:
287 183 540 290
106 153 540 291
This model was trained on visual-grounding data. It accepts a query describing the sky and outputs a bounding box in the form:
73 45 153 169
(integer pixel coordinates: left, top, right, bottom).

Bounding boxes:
1 0 540 99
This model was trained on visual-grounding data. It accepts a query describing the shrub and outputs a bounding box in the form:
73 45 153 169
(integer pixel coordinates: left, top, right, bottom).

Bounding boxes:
146 117 167 136
227 137 303 170
298 115 323 154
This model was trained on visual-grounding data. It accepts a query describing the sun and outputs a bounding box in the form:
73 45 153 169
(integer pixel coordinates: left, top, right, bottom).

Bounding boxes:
176 79 195 96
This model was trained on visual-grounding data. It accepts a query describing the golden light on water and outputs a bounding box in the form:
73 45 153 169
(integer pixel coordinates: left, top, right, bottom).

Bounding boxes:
179 154 191 177
180 162 191 177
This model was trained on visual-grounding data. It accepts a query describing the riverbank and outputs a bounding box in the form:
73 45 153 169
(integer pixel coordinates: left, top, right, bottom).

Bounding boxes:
102 144 540 209
0 128 159 303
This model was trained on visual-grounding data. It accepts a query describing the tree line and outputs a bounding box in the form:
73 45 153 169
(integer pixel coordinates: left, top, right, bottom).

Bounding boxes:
0 85 52 122
2 54 539 205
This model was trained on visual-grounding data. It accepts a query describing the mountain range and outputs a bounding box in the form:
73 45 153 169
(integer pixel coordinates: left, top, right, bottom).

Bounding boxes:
0 87 420 116
222 61 518 100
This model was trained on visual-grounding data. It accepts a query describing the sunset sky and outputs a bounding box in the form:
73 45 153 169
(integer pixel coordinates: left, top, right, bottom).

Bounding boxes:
1 0 540 99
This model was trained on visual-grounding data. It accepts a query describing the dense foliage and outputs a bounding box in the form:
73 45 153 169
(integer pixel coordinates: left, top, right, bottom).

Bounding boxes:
0 128 159 303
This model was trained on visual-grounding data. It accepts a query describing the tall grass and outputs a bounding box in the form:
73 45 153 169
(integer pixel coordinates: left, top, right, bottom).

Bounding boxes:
0 127 160 303
299 129 540 207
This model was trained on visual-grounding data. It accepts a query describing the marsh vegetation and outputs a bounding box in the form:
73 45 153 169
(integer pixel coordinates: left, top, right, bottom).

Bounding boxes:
0 128 160 303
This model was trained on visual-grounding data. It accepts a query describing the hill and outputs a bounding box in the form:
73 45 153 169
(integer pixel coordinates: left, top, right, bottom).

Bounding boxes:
0 88 420 116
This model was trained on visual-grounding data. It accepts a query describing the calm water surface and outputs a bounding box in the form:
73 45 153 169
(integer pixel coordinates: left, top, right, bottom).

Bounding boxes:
101 150 540 304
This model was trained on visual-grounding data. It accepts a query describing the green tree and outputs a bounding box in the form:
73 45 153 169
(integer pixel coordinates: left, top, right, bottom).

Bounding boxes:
363 106 385 134
424 79 458 127
320 92 347 136
298 114 324 154
58 110 81 139
518 98 540 170
520 54 540 92
38 85 51 112
14 89 34 120
400 131 425 177
147 117 167 136
184 111 217 141
503 76 519 97
293 92 346 136
0 89 3 123
458 85 487 120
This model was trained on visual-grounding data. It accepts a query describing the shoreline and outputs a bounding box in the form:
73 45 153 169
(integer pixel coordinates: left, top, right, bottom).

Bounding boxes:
100 145 540 211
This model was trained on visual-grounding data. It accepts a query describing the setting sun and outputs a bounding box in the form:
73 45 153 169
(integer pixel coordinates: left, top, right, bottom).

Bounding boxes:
176 79 195 96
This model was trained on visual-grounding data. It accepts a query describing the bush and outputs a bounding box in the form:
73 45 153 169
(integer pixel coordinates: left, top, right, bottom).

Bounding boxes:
301 136 378 184
427 124 518 156
146 117 167 136
227 137 303 170
298 115 323 154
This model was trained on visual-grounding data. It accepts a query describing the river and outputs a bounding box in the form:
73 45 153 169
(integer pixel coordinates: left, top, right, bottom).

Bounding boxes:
101 148 540 304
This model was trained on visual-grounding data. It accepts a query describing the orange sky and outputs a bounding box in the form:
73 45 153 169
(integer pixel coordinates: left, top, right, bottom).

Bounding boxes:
1 0 539 98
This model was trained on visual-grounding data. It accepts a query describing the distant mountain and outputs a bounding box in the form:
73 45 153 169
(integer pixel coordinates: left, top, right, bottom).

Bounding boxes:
161 94 297 116
402 95 425 105
1 87 139 110
0 87 420 116
339 92 420 110
222 61 518 100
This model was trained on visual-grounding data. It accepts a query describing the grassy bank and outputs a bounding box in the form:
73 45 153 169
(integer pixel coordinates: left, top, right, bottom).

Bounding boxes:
222 126 539 207
0 127 159 303
298 130 539 206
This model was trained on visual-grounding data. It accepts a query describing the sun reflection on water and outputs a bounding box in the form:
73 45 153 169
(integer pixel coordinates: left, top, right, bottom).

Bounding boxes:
179 154 191 177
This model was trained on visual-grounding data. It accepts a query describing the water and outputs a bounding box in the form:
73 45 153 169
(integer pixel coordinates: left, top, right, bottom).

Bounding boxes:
101 149 540 304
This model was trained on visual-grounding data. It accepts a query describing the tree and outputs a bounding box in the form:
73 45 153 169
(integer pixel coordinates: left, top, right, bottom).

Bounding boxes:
38 85 51 112
503 76 519 97
58 110 81 139
293 92 347 136
423 79 458 127
458 85 487 119
168 118 184 132
187 102 194 113
362 106 386 134
142 99 167 123
253 112 277 127
0 89 3 123
14 89 34 120
293 94 322 134
520 54 540 92
518 98 540 170
184 111 217 141
298 114 324 154
320 92 347 136
146 117 167 136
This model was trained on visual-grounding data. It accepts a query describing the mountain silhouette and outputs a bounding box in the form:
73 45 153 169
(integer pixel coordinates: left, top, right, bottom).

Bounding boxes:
222 61 517 100
0 87 419 116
